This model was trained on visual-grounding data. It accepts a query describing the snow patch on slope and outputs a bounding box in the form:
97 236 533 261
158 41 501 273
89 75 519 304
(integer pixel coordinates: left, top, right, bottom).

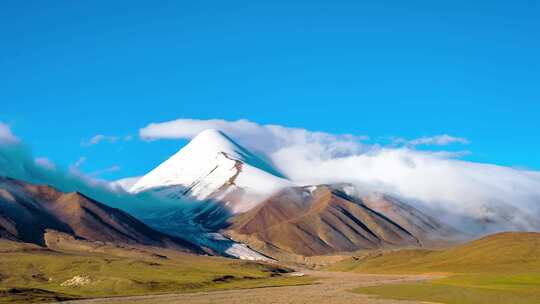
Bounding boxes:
205 233 272 261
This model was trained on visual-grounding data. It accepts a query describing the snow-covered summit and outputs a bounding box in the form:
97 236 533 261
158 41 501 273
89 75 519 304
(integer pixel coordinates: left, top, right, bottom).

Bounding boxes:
130 129 291 213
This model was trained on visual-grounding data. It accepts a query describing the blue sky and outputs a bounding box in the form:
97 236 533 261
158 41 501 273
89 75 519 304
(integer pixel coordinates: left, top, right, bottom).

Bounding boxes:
1 0 539 180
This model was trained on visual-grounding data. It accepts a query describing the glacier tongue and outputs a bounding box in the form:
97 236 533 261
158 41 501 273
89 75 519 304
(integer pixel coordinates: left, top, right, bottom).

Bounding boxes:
138 209 272 261
204 233 272 261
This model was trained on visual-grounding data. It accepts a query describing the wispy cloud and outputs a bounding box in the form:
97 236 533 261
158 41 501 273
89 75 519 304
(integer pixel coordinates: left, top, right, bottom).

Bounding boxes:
395 134 470 146
88 165 121 177
68 156 120 177
81 134 136 147
35 157 56 170
81 134 119 147
0 122 19 144
71 156 87 170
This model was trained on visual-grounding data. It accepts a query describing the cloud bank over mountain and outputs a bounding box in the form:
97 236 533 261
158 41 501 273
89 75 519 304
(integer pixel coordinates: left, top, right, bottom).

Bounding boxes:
140 118 369 157
0 122 185 218
140 118 540 233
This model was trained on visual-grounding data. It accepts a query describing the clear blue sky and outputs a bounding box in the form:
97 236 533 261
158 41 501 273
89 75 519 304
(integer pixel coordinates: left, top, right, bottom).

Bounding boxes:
1 0 539 179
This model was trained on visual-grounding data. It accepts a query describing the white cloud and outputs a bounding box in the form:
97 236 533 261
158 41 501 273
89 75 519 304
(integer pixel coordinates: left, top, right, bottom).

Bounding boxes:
270 146 540 234
0 122 19 144
406 134 470 146
139 118 540 234
68 156 119 177
82 134 119 146
139 118 369 156
111 176 142 191
71 156 87 169
88 165 121 177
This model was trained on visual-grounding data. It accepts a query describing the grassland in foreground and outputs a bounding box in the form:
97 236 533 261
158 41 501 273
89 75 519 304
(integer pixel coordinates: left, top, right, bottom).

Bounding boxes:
327 232 540 304
0 240 313 303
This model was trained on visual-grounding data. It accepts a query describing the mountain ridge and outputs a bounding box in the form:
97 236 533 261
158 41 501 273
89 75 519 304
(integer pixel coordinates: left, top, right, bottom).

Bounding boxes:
0 176 201 253
225 185 424 256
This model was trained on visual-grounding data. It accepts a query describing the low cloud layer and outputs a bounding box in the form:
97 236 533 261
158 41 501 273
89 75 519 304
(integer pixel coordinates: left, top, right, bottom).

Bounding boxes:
140 118 540 234
0 123 187 218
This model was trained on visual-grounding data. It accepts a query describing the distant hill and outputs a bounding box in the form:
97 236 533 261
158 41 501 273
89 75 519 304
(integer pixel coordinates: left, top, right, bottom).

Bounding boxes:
335 232 540 304
328 231 540 274
0 176 201 253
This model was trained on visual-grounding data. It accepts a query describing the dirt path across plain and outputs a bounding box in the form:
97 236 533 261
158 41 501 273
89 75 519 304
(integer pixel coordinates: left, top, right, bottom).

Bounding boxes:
63 271 440 304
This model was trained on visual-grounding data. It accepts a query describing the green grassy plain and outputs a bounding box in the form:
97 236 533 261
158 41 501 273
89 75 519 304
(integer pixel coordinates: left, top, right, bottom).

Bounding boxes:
0 241 313 303
329 232 540 304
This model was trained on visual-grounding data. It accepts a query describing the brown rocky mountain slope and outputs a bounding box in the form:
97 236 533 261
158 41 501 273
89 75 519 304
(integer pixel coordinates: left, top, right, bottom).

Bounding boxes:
226 185 429 257
0 176 201 253
360 192 461 245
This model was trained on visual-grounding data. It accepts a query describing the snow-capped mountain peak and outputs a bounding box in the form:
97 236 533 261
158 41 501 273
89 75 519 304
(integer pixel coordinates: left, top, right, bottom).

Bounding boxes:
130 129 291 213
